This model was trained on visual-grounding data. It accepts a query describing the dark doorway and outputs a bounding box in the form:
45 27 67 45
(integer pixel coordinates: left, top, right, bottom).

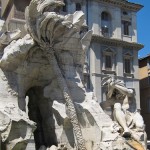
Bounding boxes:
26 87 57 150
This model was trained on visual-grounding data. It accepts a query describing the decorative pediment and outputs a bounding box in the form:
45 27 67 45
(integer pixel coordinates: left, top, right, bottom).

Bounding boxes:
103 47 116 55
124 52 133 58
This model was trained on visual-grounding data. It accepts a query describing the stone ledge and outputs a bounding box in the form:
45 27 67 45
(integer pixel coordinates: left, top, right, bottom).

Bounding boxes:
92 34 144 51
94 0 143 12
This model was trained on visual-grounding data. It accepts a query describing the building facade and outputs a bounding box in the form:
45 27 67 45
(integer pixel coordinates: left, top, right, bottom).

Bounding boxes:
1 0 31 36
86 0 143 111
139 55 150 139
1 0 143 108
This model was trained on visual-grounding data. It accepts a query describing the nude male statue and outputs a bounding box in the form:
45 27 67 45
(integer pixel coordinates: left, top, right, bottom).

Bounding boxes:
101 76 144 138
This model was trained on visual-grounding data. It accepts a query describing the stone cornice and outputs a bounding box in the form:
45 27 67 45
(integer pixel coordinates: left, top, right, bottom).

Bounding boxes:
92 73 139 81
92 34 144 51
70 0 86 5
93 0 143 12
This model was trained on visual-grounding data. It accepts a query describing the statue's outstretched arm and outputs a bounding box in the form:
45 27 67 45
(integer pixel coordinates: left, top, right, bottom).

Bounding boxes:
110 81 134 97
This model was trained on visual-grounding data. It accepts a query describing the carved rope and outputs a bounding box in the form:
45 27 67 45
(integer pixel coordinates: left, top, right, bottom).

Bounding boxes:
44 49 86 150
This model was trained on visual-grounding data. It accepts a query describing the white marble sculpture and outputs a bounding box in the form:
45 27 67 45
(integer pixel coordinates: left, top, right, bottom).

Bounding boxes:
0 20 36 150
0 0 147 149
102 76 147 148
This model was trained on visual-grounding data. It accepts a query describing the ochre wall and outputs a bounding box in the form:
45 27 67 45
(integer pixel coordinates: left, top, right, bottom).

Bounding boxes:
139 56 150 139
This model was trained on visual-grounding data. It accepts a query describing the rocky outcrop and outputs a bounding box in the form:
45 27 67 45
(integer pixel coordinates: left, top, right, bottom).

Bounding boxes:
0 0 147 150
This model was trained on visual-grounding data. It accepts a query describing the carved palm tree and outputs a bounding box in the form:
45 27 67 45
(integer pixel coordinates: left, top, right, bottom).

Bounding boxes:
25 0 92 149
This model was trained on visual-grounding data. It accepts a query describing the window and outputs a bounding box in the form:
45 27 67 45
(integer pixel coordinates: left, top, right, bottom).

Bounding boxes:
122 21 131 36
101 12 109 21
102 48 116 72
105 55 112 69
76 3 81 11
124 58 131 74
123 52 133 75
101 11 111 37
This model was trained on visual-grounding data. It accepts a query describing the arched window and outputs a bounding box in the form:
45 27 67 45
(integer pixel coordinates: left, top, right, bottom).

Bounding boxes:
63 0 67 12
76 3 81 11
101 11 111 37
101 12 109 21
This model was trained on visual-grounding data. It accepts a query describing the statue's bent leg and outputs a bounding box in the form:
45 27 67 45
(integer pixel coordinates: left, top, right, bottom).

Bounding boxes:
113 103 131 137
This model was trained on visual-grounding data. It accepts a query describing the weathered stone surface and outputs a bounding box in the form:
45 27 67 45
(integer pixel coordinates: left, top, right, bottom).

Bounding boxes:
0 103 36 150
0 0 147 150
0 34 34 71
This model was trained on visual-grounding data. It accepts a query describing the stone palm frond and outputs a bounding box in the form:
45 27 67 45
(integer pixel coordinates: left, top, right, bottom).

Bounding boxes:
25 1 92 149
25 0 85 49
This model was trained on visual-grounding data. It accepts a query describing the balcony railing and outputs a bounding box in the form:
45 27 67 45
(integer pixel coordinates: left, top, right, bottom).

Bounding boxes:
102 32 112 38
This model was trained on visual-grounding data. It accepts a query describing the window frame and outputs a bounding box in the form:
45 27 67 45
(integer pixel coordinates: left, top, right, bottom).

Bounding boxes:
102 48 116 73
123 53 133 75
124 58 131 74
122 20 131 36
101 12 109 21
101 11 111 37
105 54 112 69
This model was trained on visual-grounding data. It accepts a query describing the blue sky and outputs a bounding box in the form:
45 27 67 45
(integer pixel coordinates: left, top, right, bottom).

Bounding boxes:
129 0 150 58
